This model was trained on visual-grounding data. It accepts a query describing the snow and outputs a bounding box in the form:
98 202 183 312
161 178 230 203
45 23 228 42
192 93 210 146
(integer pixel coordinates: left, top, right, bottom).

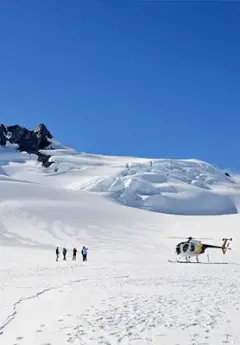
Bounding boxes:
0 142 240 344
144 190 238 215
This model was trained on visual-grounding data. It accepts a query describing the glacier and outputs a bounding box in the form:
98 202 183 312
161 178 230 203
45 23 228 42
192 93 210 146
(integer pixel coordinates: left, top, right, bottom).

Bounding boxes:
0 130 240 345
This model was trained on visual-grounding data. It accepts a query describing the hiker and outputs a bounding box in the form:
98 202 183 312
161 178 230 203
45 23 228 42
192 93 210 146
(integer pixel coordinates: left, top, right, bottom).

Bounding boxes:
56 247 59 261
62 247 67 260
72 247 77 260
81 246 88 262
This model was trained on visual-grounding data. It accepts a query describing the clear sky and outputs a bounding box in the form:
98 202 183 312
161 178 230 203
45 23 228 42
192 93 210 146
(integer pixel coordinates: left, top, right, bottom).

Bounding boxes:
0 0 239 169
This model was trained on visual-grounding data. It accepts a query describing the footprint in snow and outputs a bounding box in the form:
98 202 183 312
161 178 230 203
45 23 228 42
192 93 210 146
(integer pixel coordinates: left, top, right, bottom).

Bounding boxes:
16 337 24 340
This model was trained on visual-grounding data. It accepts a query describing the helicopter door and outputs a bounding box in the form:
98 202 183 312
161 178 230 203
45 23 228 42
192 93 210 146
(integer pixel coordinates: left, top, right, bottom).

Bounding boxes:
182 243 189 252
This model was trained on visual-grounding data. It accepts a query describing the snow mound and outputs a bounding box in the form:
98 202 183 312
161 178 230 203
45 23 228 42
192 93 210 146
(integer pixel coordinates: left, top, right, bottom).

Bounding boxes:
138 172 167 183
77 159 238 215
143 190 238 215
0 140 239 216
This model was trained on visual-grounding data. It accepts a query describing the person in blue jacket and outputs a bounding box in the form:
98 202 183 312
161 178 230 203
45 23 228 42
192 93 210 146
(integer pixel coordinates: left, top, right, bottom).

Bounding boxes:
81 246 88 261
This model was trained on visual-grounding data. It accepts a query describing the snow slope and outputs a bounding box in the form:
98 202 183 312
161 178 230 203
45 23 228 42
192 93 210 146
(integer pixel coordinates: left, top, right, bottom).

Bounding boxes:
0 142 240 345
1 143 240 216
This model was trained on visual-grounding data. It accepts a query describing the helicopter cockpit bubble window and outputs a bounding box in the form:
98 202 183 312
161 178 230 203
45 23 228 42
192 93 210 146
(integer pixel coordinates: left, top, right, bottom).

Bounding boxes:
183 243 189 252
176 245 181 255
190 244 195 252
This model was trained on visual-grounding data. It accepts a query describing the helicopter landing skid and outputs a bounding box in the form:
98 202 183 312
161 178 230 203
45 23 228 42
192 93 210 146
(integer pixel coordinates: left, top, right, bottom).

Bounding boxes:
168 260 228 264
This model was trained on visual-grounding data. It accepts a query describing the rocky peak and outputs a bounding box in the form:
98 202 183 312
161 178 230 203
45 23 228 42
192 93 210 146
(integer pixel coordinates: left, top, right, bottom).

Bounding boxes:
34 123 53 139
0 123 53 167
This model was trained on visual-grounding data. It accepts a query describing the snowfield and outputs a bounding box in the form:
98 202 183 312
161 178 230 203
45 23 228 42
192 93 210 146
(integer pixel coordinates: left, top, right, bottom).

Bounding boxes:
0 141 240 345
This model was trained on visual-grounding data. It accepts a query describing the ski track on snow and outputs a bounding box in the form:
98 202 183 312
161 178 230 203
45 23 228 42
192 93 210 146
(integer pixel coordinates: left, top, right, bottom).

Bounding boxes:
0 286 54 334
2 267 240 345
0 275 129 336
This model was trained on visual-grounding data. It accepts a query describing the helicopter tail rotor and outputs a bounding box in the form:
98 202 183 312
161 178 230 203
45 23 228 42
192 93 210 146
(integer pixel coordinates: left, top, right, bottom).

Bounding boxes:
221 238 232 254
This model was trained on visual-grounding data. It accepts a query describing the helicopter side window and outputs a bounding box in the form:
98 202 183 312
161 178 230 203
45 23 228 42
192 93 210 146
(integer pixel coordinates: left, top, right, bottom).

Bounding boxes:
176 245 181 255
183 243 189 252
190 244 195 252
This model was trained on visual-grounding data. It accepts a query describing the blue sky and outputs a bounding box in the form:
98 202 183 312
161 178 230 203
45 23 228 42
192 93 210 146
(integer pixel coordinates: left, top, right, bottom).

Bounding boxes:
0 1 239 169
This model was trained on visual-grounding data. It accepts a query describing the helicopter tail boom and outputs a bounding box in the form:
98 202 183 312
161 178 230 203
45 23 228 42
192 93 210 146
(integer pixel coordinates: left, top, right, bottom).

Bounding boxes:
197 238 232 255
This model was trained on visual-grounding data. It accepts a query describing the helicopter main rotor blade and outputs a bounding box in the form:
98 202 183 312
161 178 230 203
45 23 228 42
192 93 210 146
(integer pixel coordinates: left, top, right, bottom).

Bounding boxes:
167 236 218 240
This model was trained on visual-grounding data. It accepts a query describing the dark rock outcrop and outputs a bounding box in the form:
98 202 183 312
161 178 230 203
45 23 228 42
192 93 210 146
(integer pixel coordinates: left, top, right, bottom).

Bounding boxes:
0 124 8 146
37 152 53 168
0 123 53 167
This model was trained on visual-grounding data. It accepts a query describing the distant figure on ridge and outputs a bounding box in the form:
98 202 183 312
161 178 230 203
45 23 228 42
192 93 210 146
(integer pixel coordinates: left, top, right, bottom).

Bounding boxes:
72 247 77 260
81 246 88 262
56 247 59 261
62 247 67 261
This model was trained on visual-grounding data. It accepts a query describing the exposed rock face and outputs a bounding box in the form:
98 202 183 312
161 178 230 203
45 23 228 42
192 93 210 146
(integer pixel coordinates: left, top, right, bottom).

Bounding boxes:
37 152 53 168
0 123 53 167
0 124 8 146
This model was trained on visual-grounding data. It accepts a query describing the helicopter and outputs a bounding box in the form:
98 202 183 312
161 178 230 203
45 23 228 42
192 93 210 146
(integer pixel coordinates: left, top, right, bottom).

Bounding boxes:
172 237 232 263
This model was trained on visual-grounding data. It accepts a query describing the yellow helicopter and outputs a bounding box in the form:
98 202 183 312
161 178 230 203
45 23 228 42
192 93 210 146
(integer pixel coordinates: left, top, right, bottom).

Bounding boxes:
171 237 232 263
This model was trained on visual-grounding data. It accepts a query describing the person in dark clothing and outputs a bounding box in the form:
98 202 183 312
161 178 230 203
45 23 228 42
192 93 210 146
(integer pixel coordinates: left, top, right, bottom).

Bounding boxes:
62 247 67 260
81 246 88 261
72 247 77 260
56 247 59 261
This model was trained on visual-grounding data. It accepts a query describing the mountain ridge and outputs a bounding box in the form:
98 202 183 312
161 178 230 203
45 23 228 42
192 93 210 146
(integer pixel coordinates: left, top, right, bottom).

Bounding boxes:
0 123 53 167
